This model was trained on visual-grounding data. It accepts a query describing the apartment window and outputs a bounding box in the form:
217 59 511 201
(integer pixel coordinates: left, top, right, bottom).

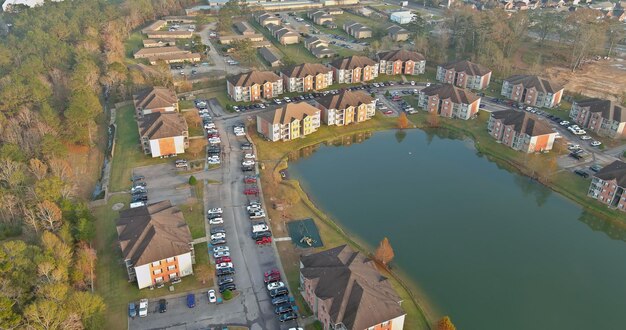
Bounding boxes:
153 269 162 275
155 277 163 283
169 273 178 279
382 321 390 326
152 261 160 267
167 265 176 271
166 257 175 263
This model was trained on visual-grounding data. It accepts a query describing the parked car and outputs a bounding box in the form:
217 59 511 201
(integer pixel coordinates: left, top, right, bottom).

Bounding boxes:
213 251 230 258
244 188 260 195
128 302 137 318
208 208 223 215
590 164 603 172
256 236 272 245
218 276 234 286
213 246 229 253
186 294 196 308
158 299 167 313
209 218 224 225
270 287 289 298
574 169 590 178
219 283 236 293
279 311 298 322
591 140 602 147
216 267 235 276
267 281 285 291
139 299 148 317
275 303 294 315
211 233 226 240
271 295 290 306
207 289 217 303
569 153 583 160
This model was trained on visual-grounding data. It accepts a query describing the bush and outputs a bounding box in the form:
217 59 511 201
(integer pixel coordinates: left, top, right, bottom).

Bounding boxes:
222 289 233 300
188 175 197 185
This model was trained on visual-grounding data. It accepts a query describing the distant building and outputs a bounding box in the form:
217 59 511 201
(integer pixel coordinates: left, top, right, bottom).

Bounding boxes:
142 39 176 48
227 71 283 102
300 245 406 330
418 84 481 120
256 102 321 142
280 63 333 93
116 201 194 289
343 21 372 39
266 24 300 45
390 11 415 24
436 60 492 90
145 30 193 39
138 112 189 157
133 87 179 116
218 34 265 45
387 25 410 41
330 55 379 84
501 75 563 108
2 0 62 11
570 98 626 138
304 36 336 58
308 10 333 25
488 110 557 153
133 46 201 65
377 49 426 75
315 90 375 126
234 21 256 35
588 160 626 212
258 47 282 67
141 20 167 34
255 12 281 26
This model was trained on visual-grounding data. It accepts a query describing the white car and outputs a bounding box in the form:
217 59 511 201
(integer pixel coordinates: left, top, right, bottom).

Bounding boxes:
247 205 262 212
232 106 240 112
560 121 570 126
283 97 291 103
580 135 592 140
209 218 223 225
410 81 415 85
242 160 255 166
274 99 282 105
574 129 586 135
204 123 216 129
213 246 229 253
591 140 602 147
267 281 285 291
209 137 221 144
216 262 233 270
244 153 255 159
425 82 431 87
208 208 223 215
207 290 217 303
139 299 148 317
213 251 230 258
211 233 226 240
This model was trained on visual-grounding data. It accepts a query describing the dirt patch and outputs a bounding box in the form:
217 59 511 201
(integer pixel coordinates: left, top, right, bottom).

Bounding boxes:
545 59 626 100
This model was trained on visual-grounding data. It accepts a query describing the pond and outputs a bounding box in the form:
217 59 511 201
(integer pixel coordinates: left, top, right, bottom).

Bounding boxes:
288 129 626 330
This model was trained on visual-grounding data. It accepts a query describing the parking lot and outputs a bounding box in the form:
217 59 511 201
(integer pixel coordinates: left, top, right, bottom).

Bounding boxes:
279 12 366 52
132 163 193 206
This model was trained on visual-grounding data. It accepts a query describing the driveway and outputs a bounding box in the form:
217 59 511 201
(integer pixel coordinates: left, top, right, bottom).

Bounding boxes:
133 163 193 206
196 24 248 76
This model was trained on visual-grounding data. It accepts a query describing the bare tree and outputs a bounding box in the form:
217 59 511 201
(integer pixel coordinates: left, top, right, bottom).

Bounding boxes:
0 159 25 190
48 158 73 182
374 237 395 267
0 193 20 225
22 205 40 235
36 201 63 232
29 158 48 180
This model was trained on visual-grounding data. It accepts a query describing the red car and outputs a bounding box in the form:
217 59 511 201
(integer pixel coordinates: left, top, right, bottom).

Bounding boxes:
244 176 257 184
256 237 272 245
264 268 280 278
215 256 232 263
244 188 259 195
264 273 281 283
383 110 394 115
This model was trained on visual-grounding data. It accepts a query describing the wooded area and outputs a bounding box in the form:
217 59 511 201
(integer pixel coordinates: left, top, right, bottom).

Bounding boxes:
0 0 195 327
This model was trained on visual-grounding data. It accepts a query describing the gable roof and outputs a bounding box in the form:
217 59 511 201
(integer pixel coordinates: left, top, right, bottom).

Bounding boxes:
300 245 406 329
440 60 491 76
575 98 626 123
504 75 563 94
377 49 425 62
234 21 255 34
139 112 188 140
227 71 281 87
491 109 554 136
316 90 374 110
134 87 178 110
275 28 299 39
595 160 626 186
116 200 192 266
257 102 320 125
134 46 188 57
421 84 480 104
331 55 376 70
386 25 409 35
258 47 281 64
281 63 332 78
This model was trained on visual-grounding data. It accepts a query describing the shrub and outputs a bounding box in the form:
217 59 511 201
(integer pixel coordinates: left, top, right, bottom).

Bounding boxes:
188 175 197 185
222 289 233 300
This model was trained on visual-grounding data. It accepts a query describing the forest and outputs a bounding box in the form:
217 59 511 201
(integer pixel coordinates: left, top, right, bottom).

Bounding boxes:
0 0 194 328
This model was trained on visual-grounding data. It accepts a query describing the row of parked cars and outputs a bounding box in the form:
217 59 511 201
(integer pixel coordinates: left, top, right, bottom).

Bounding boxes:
208 207 238 294
263 268 298 322
130 175 147 208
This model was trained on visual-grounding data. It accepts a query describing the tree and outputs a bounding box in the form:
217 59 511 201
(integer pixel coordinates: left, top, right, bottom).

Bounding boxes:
0 296 21 329
188 175 197 186
222 289 233 300
374 237 394 267
29 158 48 180
397 112 409 129
438 316 456 330
564 9 607 71
231 39 256 66
71 243 97 291
36 201 63 232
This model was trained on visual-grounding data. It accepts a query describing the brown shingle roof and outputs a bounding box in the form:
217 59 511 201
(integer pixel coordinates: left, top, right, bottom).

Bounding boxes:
134 46 188 57
331 55 376 70
441 60 491 76
234 21 255 34
257 102 319 125
386 25 408 35
300 245 406 330
140 112 188 140
227 71 281 87
316 90 374 110
595 160 626 186
505 74 563 94
575 98 626 122
280 63 331 78
377 49 425 62
134 87 178 110
421 84 480 104
258 47 281 64
491 109 554 136
116 200 192 266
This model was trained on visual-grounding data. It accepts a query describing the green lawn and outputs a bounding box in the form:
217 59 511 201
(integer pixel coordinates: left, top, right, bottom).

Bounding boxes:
182 182 206 239
93 194 213 330
249 20 320 64
124 32 144 59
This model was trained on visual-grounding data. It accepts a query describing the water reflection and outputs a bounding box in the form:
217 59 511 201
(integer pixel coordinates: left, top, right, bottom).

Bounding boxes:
513 176 552 207
288 131 373 161
578 209 626 242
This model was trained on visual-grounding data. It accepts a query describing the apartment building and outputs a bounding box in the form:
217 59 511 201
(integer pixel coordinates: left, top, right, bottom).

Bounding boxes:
255 12 281 26
304 36 335 58
116 201 194 289
266 23 300 45
133 86 178 116
436 60 492 90
488 109 557 153
138 112 189 157
227 71 283 102
308 10 333 25
588 160 626 212
234 21 256 35
418 84 481 120
280 63 333 93
501 75 564 108
377 49 426 76
256 102 321 142
218 34 265 45
133 46 200 65
387 25 409 41
315 90 375 126
570 98 626 138
259 47 282 67
300 245 406 330
330 55 379 84
343 21 372 39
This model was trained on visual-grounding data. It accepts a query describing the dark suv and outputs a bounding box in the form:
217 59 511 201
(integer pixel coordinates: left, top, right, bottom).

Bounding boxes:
271 295 290 306
269 287 288 298
158 299 167 313
219 283 236 293
274 303 293 314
